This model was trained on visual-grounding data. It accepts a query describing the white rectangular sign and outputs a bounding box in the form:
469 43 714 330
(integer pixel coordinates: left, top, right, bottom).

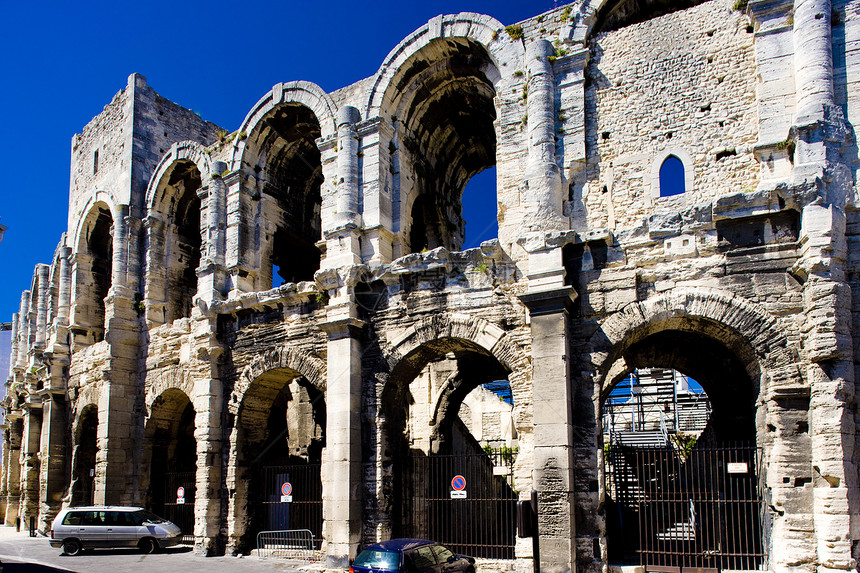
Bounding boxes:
493 466 510 476
177 497 185 504
280 495 293 503
450 491 467 499
727 462 748 474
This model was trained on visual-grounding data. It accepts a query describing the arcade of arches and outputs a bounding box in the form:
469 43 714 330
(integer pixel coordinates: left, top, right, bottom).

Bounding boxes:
4 1 860 573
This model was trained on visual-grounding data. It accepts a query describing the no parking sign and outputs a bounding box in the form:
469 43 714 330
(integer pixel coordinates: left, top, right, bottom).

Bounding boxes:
280 482 293 503
450 475 467 499
176 486 185 504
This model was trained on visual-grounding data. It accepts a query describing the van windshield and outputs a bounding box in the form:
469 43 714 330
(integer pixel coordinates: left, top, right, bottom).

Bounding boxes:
133 510 167 524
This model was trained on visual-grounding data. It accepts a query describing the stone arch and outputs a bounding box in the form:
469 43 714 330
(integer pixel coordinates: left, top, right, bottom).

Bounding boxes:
231 82 333 289
364 13 524 254
577 0 711 39
144 145 210 325
226 346 326 553
231 80 337 172
363 12 523 119
588 287 803 400
230 346 326 414
71 192 121 256
144 141 212 211
69 403 99 506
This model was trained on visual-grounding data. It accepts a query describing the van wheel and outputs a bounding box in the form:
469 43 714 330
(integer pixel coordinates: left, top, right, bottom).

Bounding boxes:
62 539 83 556
139 537 158 554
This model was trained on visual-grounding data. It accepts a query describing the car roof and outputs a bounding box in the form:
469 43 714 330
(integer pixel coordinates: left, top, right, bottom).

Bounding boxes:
362 539 436 552
61 506 144 512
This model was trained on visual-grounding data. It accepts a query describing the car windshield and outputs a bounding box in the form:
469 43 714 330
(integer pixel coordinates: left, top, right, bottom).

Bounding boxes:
133 510 167 524
354 549 400 570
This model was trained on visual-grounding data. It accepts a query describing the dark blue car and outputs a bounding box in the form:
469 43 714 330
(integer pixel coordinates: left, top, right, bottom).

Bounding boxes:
350 539 476 573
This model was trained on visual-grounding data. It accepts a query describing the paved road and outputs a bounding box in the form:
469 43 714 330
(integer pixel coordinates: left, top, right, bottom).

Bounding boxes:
0 525 319 573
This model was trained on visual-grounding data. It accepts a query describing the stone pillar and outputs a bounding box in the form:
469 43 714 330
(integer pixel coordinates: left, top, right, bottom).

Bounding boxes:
795 204 858 572
524 40 565 233
38 391 67 531
793 0 834 119
143 216 168 327
519 287 577 573
8 313 18 380
34 265 50 349
224 166 255 294
4 416 22 526
335 106 361 230
57 247 72 325
193 333 225 555
19 403 42 529
320 311 365 568
16 292 30 369
197 172 228 306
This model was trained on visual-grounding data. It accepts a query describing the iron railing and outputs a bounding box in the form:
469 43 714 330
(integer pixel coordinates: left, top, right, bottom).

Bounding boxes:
256 528 320 561
260 463 323 546
605 443 766 571
160 470 195 543
400 451 517 560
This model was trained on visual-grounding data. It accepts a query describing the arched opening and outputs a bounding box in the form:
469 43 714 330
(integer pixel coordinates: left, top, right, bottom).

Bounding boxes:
659 155 686 197
383 338 517 559
591 0 710 35
390 38 498 254
600 326 765 571
232 368 325 553
244 104 323 289
71 405 98 506
461 166 499 249
149 160 203 323
74 204 113 342
146 389 197 542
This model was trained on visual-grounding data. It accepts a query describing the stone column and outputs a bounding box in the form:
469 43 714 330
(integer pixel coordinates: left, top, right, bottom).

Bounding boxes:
320 311 365 568
16 292 30 369
19 403 42 529
224 166 255 294
34 265 50 349
7 314 18 380
143 216 168 327
192 332 225 555
519 287 578 573
524 40 565 233
57 247 72 325
38 391 67 531
4 416 22 526
793 0 834 119
197 172 228 306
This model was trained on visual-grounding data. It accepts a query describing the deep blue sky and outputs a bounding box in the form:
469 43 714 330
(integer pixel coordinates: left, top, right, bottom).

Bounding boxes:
0 0 558 322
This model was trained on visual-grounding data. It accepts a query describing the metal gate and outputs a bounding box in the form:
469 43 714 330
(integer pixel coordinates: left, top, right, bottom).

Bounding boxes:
161 471 195 543
605 443 765 571
261 463 323 548
400 452 517 559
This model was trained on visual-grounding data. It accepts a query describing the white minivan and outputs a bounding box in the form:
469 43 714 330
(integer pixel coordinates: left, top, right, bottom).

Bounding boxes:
49 506 182 555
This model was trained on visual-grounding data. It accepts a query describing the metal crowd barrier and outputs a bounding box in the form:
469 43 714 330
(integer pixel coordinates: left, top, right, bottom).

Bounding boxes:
256 528 320 561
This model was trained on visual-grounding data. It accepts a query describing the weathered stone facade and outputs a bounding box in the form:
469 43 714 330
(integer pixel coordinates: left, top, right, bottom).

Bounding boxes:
3 0 860 571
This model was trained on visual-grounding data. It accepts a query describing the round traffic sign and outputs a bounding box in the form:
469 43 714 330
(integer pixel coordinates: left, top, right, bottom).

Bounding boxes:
176 486 185 498
451 475 466 491
281 482 292 496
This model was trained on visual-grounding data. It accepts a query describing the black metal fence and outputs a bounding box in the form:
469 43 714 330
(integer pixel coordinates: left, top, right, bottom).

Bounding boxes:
160 471 195 543
605 443 766 571
261 463 323 548
400 452 517 559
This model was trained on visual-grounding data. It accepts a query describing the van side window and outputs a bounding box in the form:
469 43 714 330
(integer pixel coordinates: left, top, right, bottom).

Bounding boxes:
82 511 106 526
62 512 83 525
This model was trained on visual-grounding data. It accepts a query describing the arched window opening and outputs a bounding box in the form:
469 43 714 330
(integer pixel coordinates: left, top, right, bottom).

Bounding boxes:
164 161 202 321
600 329 764 570
659 155 686 197
74 204 113 342
248 104 322 290
396 38 497 254
383 340 517 559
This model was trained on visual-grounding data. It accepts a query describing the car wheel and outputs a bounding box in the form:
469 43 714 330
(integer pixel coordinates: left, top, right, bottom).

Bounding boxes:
62 539 83 556
139 537 158 554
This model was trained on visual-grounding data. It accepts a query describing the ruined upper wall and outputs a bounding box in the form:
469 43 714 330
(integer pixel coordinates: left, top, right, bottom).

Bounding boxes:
67 74 223 249
579 0 759 232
